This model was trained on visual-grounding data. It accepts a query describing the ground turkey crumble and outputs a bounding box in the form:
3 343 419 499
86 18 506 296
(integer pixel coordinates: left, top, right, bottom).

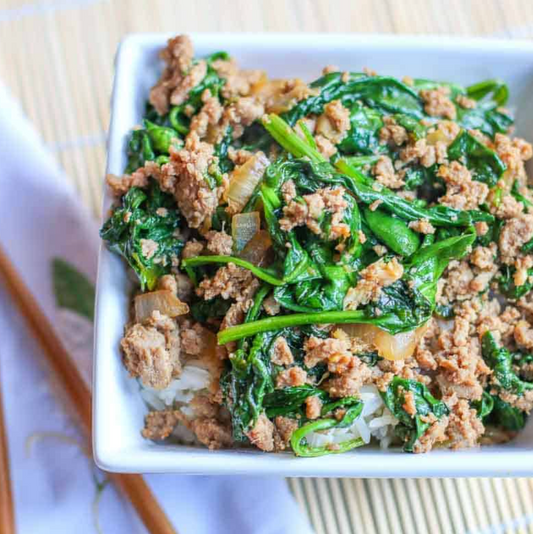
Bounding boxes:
205 230 233 255
162 132 227 229
373 155 405 189
279 186 350 242
419 86 456 120
149 35 196 115
142 410 182 440
314 99 351 151
246 414 275 452
379 116 408 147
343 257 404 309
437 161 489 210
121 311 181 390
198 263 256 301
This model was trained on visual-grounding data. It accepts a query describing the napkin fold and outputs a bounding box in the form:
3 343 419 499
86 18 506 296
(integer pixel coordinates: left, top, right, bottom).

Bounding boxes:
0 83 314 534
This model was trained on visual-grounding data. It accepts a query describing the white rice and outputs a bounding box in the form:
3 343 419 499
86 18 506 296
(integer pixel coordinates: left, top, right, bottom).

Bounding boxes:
139 363 211 411
305 385 399 450
140 367 397 451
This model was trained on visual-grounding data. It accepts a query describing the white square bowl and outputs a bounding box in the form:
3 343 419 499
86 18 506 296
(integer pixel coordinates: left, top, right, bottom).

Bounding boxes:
94 33 533 476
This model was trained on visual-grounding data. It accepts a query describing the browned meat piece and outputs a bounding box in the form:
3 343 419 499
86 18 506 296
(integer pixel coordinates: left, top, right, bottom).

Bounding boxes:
305 396 323 420
121 311 181 390
373 155 404 189
163 132 226 229
142 410 181 440
190 418 234 450
274 416 299 451
419 86 456 120
198 263 255 302
246 414 275 452
445 397 484 449
343 257 404 310
149 35 205 115
205 230 233 255
276 367 308 388
271 337 294 366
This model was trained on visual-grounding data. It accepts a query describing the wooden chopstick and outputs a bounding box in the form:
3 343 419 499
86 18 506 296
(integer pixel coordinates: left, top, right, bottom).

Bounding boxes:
0 362 16 534
0 245 176 534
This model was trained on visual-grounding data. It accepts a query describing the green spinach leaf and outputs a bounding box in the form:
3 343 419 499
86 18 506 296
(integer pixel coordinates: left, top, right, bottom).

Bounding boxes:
100 181 184 290
381 377 449 453
447 130 506 187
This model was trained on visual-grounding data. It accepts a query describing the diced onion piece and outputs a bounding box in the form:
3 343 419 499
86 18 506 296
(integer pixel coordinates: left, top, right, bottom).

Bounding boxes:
135 290 189 323
232 211 261 252
225 152 269 214
315 114 335 140
340 323 428 361
250 71 269 94
239 229 273 266
426 129 449 146
254 79 311 114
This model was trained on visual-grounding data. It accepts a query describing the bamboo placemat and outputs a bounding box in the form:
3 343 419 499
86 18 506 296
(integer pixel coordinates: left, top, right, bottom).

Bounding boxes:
3 1 533 533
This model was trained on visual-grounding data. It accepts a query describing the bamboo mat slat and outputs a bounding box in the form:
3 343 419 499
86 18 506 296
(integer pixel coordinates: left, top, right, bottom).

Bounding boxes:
3 1 533 533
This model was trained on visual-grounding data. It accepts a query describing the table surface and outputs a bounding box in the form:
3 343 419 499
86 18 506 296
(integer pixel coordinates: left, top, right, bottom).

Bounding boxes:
3 1 533 533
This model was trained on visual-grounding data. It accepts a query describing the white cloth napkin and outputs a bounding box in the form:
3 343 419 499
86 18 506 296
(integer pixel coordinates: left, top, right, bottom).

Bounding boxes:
0 84 314 534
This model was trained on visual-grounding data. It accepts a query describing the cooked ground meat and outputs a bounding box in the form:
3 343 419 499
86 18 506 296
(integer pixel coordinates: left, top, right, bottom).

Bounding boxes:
205 230 233 255
182 239 205 259
408 218 435 234
246 414 275 452
263 295 281 316
400 138 447 168
189 90 224 140
343 257 404 309
514 320 533 350
305 395 323 419
190 418 233 450
106 160 159 196
494 133 532 185
304 335 352 368
142 410 181 440
420 86 456 120
271 337 294 366
315 99 351 145
413 414 449 453
373 155 405 189
280 186 349 241
325 358 372 398
212 57 265 100
274 416 299 451
445 397 484 449
198 263 256 301
162 132 226 229
315 135 337 159
276 367 308 388
181 322 210 356
140 238 159 260
402 391 417 416
437 161 489 210
223 97 265 139
121 311 181 390
434 319 490 401
149 35 195 115
379 116 408 147
158 273 194 302
499 214 533 265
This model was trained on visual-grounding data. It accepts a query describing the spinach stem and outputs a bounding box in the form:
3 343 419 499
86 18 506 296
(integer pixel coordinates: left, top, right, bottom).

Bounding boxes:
262 114 324 163
182 255 285 286
218 309 376 344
